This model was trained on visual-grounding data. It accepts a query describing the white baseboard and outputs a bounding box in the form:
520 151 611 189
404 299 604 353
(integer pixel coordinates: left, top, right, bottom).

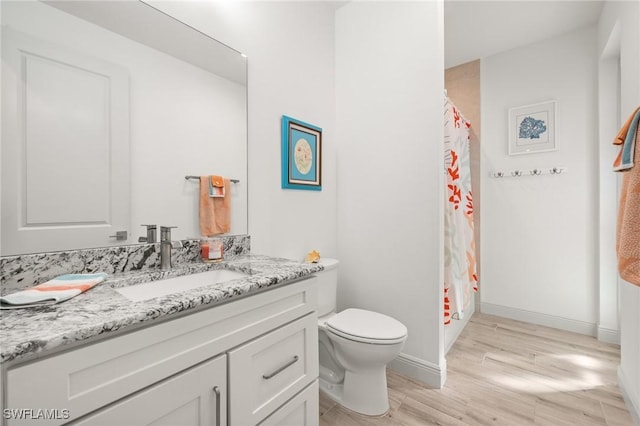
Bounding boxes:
481 302 597 337
597 325 620 345
388 353 446 389
618 367 640 426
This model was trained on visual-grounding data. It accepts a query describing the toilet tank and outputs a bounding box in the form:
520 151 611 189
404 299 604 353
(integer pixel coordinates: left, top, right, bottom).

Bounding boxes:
316 258 339 317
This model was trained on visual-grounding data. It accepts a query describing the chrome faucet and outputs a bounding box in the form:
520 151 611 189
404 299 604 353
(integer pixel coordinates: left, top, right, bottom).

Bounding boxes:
138 224 157 243
160 226 177 270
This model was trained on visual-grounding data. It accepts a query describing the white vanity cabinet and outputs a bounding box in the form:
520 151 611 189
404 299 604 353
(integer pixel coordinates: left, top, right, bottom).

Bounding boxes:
3 277 319 426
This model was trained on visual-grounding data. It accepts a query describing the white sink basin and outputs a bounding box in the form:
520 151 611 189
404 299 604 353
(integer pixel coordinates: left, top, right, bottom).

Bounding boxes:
115 269 248 302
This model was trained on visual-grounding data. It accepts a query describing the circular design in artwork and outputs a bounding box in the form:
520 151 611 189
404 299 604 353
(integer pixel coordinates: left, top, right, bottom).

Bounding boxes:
294 138 313 175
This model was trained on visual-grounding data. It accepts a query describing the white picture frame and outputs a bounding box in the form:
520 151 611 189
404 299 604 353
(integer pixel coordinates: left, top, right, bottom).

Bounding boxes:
508 100 556 155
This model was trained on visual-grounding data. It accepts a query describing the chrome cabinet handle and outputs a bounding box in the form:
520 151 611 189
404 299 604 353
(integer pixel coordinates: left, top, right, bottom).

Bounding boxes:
213 386 221 426
262 355 299 380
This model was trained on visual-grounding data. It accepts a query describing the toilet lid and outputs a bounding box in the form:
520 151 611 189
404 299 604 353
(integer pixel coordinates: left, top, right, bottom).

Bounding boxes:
326 308 407 344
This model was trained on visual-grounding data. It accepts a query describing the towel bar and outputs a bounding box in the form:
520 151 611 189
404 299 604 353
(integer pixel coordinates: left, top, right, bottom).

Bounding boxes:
185 175 240 183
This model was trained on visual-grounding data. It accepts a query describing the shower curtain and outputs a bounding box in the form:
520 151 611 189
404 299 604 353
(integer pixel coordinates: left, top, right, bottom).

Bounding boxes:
444 97 478 325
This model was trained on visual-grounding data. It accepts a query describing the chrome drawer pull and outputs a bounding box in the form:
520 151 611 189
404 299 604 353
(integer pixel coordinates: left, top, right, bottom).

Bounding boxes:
213 386 221 426
262 355 299 380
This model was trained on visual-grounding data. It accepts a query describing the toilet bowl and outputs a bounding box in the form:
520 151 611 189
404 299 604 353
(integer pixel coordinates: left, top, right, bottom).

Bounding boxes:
315 259 408 416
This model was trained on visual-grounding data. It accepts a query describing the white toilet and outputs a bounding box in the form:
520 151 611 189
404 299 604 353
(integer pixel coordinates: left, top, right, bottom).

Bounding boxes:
316 258 407 416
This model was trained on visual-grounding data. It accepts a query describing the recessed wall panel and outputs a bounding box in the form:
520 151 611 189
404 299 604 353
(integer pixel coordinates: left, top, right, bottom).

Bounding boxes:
23 53 110 225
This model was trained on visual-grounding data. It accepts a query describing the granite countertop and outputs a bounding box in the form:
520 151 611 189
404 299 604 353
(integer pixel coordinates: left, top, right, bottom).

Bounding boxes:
0 255 323 365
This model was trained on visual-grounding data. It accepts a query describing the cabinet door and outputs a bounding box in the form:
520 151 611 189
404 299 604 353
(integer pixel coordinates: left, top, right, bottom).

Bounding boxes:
71 355 226 426
259 380 319 426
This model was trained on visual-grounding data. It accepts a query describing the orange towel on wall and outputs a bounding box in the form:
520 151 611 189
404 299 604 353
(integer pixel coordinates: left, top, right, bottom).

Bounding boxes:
616 107 640 287
200 176 231 236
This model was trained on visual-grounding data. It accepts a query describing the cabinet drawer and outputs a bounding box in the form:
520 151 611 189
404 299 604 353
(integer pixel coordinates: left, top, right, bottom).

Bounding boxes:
229 314 318 426
259 380 319 426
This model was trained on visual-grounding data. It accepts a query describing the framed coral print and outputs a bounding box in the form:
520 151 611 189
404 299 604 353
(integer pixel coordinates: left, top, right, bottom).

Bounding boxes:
281 115 322 190
508 101 556 155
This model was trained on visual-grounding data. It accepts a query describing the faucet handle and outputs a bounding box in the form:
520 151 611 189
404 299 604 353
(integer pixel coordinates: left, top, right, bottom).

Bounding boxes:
160 226 177 242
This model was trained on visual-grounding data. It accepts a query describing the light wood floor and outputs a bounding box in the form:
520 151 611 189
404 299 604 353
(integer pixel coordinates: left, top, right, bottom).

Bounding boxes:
319 313 635 426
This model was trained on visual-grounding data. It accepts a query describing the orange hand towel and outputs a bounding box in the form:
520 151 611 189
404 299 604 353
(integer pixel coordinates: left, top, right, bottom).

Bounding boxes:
616 108 640 287
211 175 224 187
200 176 231 236
210 175 225 197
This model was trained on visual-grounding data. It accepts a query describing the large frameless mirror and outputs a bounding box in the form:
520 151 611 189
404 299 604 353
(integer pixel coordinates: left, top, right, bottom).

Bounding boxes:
1 0 248 256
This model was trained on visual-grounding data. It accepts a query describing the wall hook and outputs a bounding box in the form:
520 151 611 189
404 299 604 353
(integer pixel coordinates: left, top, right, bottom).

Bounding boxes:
494 172 504 178
530 169 541 176
511 170 522 177
550 167 562 174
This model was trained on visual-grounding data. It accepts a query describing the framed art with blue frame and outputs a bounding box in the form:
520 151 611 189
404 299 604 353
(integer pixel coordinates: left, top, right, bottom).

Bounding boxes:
281 115 322 190
508 100 556 155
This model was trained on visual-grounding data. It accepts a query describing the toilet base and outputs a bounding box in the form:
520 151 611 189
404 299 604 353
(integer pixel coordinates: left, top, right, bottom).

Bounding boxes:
319 368 390 416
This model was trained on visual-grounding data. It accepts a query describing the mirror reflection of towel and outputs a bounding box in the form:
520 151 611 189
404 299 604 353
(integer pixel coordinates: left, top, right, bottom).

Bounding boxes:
200 176 230 236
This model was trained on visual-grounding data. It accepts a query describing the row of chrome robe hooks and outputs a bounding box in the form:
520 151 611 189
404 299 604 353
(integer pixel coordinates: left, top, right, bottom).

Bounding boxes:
491 166 567 178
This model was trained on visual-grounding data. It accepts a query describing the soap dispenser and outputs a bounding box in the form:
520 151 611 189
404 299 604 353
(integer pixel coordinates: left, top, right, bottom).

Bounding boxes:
201 237 224 263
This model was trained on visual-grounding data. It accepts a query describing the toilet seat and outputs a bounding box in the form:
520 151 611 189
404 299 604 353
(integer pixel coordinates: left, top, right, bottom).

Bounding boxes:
326 308 407 345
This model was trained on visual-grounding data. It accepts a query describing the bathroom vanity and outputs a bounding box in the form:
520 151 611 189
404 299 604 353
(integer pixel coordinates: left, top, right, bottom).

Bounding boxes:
0 255 322 426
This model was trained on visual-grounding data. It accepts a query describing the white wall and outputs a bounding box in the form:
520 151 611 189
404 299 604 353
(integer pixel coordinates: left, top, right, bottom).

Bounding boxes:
336 2 446 387
152 1 338 260
481 27 600 333
243 2 336 260
598 1 640 422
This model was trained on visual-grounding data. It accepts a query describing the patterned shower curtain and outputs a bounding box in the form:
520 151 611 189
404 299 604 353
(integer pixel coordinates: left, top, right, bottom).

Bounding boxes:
444 98 478 325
